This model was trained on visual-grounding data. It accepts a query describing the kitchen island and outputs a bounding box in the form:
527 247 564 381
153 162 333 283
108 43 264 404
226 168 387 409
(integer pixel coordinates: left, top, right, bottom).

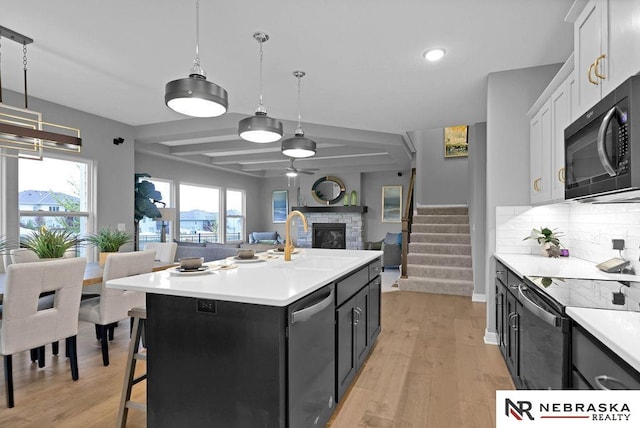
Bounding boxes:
107 248 383 427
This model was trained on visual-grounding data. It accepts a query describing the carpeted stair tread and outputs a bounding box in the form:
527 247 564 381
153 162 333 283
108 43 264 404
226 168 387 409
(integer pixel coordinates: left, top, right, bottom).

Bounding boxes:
408 242 471 255
407 253 472 267
413 215 469 224
406 264 473 281
417 206 468 216
412 224 470 234
410 233 471 244
397 277 473 296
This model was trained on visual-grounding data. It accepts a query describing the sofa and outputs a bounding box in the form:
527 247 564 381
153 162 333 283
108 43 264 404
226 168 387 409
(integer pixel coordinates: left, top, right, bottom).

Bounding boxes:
174 232 282 262
174 241 241 262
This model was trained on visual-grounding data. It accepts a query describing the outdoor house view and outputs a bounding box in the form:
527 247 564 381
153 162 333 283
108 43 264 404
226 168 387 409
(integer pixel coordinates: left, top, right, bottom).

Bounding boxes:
2 1 640 427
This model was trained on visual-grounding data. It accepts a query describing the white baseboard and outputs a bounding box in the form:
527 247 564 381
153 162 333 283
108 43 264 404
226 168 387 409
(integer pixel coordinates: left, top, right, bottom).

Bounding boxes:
472 292 486 302
484 330 499 345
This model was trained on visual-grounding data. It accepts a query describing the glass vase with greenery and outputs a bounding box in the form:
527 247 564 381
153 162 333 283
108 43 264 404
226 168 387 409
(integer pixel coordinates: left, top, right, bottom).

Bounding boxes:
21 227 79 259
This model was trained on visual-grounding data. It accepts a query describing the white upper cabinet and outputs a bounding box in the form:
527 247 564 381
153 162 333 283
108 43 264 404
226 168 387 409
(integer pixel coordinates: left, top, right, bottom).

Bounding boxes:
550 78 572 201
604 0 640 93
574 0 608 118
573 0 640 120
530 100 552 204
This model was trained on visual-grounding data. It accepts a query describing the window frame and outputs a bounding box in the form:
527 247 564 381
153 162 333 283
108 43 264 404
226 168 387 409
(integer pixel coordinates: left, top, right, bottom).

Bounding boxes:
225 188 246 243
178 182 222 243
18 153 95 257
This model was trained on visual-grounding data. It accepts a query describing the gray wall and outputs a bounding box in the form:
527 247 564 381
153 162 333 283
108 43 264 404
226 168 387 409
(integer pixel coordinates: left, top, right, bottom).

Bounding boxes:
484 63 561 339
361 171 410 241
468 122 487 298
410 127 469 206
1 89 135 245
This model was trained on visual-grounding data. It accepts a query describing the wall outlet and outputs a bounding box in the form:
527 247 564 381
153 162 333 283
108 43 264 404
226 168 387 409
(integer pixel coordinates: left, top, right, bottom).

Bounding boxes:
612 239 625 250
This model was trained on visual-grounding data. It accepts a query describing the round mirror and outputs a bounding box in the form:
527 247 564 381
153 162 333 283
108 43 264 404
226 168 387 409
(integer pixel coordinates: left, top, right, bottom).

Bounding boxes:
311 176 346 205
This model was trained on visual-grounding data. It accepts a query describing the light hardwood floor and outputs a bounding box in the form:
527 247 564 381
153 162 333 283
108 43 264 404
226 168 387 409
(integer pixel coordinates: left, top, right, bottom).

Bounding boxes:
0 291 513 427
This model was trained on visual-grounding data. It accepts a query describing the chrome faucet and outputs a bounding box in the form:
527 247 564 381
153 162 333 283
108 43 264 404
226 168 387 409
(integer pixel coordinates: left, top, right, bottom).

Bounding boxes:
285 210 307 261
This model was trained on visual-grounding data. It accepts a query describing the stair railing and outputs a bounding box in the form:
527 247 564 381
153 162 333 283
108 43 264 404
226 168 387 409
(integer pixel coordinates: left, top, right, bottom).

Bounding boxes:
401 168 415 278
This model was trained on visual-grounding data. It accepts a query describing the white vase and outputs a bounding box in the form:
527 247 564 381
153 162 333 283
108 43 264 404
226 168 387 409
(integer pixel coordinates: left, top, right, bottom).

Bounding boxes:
539 242 550 257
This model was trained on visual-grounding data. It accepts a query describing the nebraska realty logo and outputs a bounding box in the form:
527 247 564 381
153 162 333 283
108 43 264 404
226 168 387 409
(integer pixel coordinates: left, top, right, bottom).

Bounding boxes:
496 391 640 427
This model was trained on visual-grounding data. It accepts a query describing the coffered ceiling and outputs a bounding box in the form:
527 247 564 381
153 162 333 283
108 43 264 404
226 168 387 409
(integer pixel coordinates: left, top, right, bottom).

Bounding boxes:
2 0 574 177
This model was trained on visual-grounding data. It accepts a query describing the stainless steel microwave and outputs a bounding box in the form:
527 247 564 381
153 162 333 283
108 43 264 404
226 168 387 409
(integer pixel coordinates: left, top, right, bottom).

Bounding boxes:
564 74 640 201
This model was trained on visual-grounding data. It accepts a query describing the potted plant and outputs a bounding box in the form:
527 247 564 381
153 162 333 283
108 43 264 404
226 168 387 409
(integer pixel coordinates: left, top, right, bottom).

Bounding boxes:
134 173 163 250
523 226 563 257
85 227 132 266
20 227 79 259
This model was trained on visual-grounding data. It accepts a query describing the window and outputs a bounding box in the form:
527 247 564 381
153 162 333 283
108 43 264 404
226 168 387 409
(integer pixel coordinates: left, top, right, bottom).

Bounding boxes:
18 155 93 256
138 178 173 246
179 184 220 243
225 189 245 242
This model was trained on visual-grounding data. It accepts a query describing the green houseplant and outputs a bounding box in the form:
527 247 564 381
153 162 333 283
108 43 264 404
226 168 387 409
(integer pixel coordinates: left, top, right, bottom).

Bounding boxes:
86 227 132 266
20 227 79 259
134 173 163 250
523 227 563 257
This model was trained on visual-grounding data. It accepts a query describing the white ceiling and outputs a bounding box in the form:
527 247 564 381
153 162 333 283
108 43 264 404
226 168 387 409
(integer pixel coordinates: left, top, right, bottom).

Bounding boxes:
1 0 574 177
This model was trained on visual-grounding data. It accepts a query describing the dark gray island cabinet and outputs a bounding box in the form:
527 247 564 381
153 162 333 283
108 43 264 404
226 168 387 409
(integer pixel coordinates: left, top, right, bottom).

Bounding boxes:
107 249 382 427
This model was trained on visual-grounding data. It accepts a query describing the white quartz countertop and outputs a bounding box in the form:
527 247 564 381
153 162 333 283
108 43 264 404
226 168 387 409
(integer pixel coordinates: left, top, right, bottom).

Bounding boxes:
494 253 640 282
106 248 382 307
566 307 640 373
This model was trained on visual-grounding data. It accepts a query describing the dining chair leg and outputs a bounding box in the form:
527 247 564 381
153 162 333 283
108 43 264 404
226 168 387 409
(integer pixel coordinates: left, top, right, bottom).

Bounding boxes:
66 336 79 381
97 325 110 366
95 324 101 341
108 323 116 341
52 341 59 356
3 355 14 408
29 348 38 363
37 345 45 368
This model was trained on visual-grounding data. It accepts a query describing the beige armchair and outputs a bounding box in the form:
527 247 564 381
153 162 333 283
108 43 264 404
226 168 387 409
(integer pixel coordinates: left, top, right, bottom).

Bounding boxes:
78 250 155 366
0 257 87 407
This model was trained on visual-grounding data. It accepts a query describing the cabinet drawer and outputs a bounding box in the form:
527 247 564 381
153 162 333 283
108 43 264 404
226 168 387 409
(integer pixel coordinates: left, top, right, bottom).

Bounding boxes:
506 270 523 295
368 258 382 281
336 266 369 306
495 260 508 285
572 326 640 390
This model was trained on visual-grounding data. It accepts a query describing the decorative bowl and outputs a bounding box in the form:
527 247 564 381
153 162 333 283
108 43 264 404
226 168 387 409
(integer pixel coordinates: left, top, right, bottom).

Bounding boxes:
237 249 255 259
179 257 204 269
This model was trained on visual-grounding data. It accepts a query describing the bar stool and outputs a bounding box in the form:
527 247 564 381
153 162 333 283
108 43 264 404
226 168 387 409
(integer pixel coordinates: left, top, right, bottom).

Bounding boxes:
117 307 147 427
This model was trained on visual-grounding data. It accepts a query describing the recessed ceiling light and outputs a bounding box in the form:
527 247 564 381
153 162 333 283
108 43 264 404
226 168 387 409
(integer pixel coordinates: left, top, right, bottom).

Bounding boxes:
424 48 446 62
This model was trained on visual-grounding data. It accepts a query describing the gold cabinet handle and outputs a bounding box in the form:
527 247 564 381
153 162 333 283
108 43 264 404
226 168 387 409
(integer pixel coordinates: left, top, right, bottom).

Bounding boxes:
533 178 541 192
558 167 565 183
588 62 598 85
594 54 606 80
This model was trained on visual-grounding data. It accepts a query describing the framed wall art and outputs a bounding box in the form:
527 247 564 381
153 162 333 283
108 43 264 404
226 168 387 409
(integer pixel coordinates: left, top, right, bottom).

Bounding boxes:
381 185 402 223
444 125 468 158
272 190 288 223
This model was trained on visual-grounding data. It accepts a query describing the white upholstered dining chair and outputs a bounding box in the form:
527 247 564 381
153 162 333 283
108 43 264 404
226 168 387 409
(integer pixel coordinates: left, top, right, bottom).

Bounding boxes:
9 248 40 264
0 257 87 407
144 242 178 263
78 250 155 366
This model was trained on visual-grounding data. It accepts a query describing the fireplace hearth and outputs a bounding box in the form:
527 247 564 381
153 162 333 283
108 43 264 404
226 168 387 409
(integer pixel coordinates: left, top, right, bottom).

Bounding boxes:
312 223 346 249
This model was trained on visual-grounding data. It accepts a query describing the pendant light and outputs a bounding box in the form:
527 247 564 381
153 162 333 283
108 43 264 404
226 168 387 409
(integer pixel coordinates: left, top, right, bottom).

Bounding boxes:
164 0 228 118
281 70 316 158
238 32 283 143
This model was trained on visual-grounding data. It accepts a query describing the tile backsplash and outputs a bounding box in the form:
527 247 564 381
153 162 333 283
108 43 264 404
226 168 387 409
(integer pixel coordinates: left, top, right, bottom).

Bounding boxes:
496 202 640 273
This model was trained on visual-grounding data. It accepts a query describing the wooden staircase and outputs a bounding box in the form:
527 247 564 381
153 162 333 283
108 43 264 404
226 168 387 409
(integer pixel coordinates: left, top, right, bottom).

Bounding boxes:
398 206 473 296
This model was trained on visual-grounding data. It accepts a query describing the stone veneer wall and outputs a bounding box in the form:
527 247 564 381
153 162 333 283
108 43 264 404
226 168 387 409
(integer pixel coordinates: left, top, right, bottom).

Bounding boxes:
295 212 365 250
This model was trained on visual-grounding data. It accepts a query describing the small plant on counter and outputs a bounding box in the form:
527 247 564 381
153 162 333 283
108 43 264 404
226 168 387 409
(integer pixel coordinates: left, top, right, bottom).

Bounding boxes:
523 227 563 257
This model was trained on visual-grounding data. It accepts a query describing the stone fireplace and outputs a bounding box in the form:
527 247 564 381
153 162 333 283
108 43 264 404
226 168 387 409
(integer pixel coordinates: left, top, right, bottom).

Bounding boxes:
292 206 367 250
312 223 346 249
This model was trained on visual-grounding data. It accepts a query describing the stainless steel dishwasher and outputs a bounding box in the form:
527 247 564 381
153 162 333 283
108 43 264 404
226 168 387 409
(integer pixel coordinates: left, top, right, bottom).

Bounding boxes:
287 283 336 427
